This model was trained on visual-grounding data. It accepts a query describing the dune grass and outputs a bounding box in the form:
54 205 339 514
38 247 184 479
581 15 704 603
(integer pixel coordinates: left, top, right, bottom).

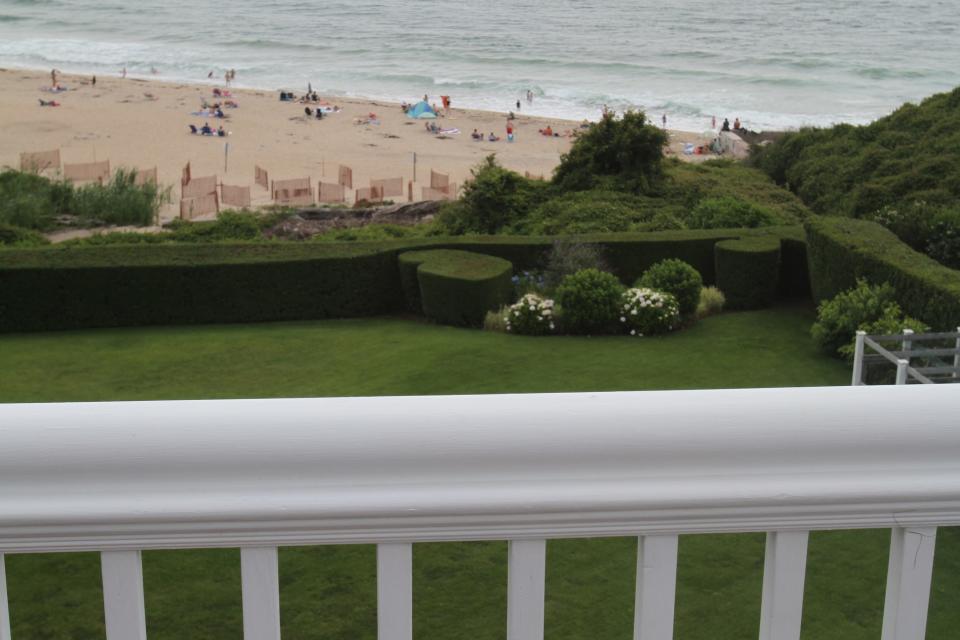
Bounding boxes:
1 307 956 639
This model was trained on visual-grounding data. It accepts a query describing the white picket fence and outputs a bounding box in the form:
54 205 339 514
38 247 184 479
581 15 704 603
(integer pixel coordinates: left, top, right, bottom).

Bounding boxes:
1 385 958 640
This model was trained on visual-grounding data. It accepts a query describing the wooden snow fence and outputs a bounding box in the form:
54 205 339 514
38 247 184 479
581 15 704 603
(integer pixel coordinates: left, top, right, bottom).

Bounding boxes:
338 165 353 189
63 160 111 184
254 165 269 190
430 170 450 193
355 186 383 205
371 177 403 199
272 177 314 206
220 184 251 208
318 182 346 203
20 149 61 173
422 184 457 201
182 175 218 200
179 192 220 220
133 167 158 186
181 162 192 187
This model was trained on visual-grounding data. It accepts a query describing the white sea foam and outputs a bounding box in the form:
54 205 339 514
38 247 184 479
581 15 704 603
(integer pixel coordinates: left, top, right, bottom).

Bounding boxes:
0 0 958 131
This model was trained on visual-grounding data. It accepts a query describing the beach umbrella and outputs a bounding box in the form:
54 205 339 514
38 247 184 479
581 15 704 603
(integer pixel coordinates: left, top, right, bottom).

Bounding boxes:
406 100 437 119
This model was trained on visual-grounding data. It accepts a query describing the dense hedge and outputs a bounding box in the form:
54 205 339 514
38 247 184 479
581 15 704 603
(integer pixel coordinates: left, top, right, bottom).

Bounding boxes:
715 237 782 309
804 216 960 329
0 244 404 332
0 226 809 332
399 249 513 327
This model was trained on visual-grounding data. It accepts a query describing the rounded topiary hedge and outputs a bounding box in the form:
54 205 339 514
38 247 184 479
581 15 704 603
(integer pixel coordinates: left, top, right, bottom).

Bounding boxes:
398 249 514 327
714 237 782 309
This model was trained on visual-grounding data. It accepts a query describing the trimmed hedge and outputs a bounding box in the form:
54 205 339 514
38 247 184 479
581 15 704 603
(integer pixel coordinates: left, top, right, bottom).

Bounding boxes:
0 243 404 332
399 249 513 327
715 237 782 309
804 216 960 330
0 226 810 332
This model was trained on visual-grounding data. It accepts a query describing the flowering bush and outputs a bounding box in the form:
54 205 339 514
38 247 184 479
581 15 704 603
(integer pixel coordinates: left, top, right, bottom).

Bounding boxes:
504 293 556 335
619 288 680 336
555 268 624 334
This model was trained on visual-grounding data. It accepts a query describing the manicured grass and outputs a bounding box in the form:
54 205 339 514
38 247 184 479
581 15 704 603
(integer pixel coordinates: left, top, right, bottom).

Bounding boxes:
2 308 956 639
0 305 846 402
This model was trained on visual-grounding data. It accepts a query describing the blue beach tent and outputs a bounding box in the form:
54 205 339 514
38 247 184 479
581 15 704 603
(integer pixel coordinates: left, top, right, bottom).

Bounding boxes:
406 100 437 119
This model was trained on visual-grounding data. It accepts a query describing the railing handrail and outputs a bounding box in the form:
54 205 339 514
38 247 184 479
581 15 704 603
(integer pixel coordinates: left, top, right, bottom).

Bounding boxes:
2 386 959 553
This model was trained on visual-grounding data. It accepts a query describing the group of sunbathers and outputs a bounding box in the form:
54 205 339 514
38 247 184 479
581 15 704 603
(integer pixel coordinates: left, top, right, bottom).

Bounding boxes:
471 129 501 142
189 122 227 137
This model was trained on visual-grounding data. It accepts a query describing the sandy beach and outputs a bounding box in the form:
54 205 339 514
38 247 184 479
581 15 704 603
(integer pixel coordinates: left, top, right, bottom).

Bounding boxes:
0 68 714 224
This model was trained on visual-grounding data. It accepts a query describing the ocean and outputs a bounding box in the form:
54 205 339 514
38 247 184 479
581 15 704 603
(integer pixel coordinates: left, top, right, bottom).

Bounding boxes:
1 0 958 132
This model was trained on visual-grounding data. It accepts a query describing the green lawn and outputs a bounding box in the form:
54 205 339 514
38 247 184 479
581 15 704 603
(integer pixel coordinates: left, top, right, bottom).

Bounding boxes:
2 307 956 639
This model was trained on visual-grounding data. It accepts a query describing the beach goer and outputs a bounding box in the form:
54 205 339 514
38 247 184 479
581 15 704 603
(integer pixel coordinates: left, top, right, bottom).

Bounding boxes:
121 67 127 79
151 67 158 75
201 122 213 135
734 117 741 130
305 106 313 117
471 129 481 140
229 69 236 82
488 132 500 142
527 89 533 104
92 75 96 87
711 115 716 129
50 68 58 88
662 114 667 128
722 118 730 132
208 71 214 79
316 108 323 120
441 95 450 111
217 125 226 137
516 99 521 111
506 122 514 142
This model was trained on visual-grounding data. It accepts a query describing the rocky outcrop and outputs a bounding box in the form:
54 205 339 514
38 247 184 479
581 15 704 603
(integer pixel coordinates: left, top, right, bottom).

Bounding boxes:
264 200 443 240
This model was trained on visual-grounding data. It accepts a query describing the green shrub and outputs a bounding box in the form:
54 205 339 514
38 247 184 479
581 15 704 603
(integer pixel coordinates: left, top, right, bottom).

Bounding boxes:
555 268 625 334
637 259 702 315
836 306 929 361
397 249 514 327
925 210 960 270
483 307 510 332
516 191 647 235
714 237 781 309
804 215 960 329
436 156 548 234
0 170 73 230
314 223 437 243
811 279 929 359
619 288 680 336
689 196 778 229
0 223 49 247
71 169 170 226
553 111 668 194
696 286 726 318
503 293 557 335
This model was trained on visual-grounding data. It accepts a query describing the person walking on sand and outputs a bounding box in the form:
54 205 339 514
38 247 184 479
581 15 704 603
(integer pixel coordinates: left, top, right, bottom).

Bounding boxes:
121 67 126 79
662 113 667 128
50 68 59 88
516 99 521 111
712 115 716 129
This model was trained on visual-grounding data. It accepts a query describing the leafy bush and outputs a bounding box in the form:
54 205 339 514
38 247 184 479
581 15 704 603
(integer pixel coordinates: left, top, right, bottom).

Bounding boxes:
0 170 73 230
543 241 609 290
504 293 556 335
437 156 548 234
811 279 929 358
689 196 778 229
637 259 702 315
314 223 438 242
714 237 781 309
697 286 726 318
515 191 646 235
925 210 960 270
836 306 930 361
619 288 680 336
553 111 668 194
0 223 49 247
555 268 625 334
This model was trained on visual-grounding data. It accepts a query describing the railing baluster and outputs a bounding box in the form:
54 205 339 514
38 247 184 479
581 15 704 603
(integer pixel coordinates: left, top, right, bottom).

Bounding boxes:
759 531 809 640
100 550 147 640
507 539 546 640
633 535 678 640
377 543 412 640
241 547 281 640
881 527 937 640
1 553 11 640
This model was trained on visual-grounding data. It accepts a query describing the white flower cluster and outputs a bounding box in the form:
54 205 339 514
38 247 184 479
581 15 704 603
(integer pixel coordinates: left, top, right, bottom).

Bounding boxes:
619 287 679 336
505 293 556 334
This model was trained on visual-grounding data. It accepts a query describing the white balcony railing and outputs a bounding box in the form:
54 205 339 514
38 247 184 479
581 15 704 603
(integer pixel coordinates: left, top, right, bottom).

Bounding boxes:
1 386 959 640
